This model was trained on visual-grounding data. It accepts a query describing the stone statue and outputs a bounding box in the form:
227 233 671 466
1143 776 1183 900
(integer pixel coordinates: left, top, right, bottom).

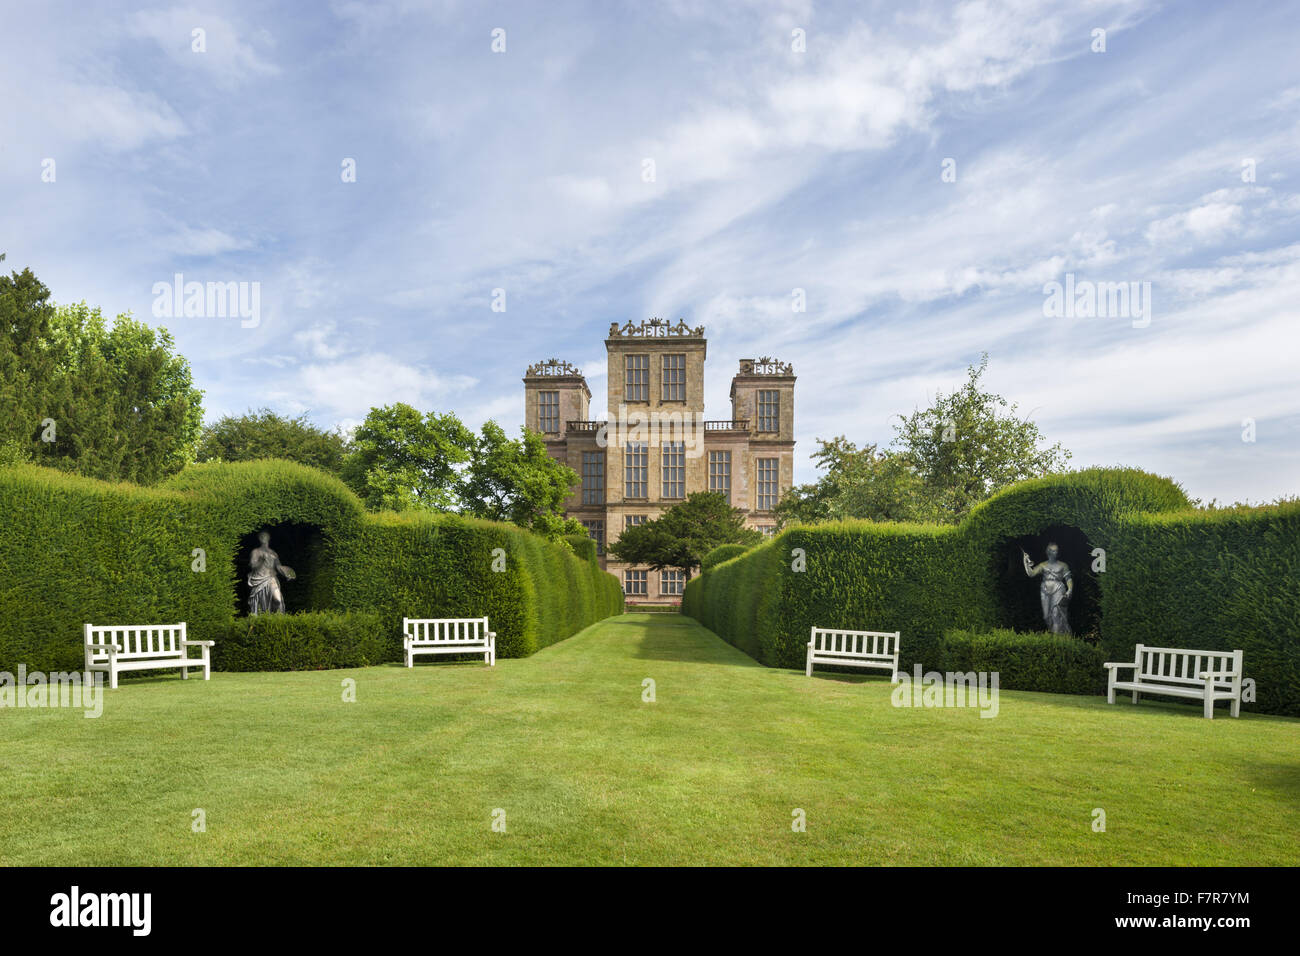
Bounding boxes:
1022 542 1073 635
247 530 296 615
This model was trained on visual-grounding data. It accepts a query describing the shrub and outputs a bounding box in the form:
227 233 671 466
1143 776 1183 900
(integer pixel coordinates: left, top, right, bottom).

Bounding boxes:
215 611 396 671
701 543 749 570
939 627 1106 695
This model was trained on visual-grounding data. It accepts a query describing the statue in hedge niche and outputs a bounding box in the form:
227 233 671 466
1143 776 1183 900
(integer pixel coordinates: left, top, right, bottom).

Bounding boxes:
1022 542 1073 635
247 530 296 615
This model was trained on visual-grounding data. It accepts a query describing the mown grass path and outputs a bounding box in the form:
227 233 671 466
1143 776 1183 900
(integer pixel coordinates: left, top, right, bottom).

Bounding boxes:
3 613 1296 865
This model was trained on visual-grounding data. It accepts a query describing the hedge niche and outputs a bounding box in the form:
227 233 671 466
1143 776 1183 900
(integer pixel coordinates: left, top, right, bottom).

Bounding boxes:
683 467 1300 716
0 460 622 674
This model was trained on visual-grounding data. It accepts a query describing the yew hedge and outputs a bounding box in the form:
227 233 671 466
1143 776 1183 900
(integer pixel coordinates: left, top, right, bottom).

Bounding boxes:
683 468 1299 716
0 460 621 673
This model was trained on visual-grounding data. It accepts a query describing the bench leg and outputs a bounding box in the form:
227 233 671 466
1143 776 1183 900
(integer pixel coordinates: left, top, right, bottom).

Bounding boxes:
1131 690 1139 704
203 650 210 681
1231 696 1240 718
805 649 813 678
1204 695 1215 719
182 663 188 680
109 665 118 691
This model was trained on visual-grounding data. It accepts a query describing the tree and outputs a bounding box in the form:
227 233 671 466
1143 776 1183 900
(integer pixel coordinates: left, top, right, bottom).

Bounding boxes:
610 491 761 577
775 436 933 526
893 353 1070 522
459 421 584 538
777 355 1070 526
340 403 474 511
197 409 350 478
0 258 63 465
0 261 204 484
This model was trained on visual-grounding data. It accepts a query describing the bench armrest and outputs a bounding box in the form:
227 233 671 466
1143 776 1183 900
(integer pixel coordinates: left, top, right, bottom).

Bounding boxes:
85 643 119 651
1199 670 1238 680
1103 662 1137 671
182 640 215 648
487 631 496 639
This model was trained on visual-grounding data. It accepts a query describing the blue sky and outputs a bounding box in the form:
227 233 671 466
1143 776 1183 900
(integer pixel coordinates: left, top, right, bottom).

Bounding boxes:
3 0 1298 503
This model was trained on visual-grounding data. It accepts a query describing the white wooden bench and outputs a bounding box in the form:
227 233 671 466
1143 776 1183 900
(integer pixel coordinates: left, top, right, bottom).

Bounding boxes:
806 627 900 682
403 617 496 668
1104 644 1243 719
83 622 214 690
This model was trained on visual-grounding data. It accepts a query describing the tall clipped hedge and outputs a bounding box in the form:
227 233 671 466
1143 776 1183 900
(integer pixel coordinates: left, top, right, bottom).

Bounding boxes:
1100 503 1300 715
0 460 621 673
684 468 1300 716
328 511 623 658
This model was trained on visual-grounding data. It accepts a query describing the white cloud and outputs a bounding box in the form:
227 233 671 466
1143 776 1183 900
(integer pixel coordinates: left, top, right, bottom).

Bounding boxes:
166 226 253 257
130 8 279 85
292 354 476 416
1145 202 1244 245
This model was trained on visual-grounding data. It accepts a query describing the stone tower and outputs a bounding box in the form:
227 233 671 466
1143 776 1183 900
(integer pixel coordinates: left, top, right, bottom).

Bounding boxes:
522 319 795 605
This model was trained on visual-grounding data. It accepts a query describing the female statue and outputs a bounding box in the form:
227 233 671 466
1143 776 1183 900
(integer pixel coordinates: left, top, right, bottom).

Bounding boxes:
247 530 296 615
1022 542 1072 635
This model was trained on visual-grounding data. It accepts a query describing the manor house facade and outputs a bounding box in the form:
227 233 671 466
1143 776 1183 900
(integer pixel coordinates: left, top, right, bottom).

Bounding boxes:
523 318 795 605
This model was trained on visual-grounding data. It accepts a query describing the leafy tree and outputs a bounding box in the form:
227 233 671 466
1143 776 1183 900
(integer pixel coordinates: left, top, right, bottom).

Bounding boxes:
775 436 933 526
460 421 584 538
197 409 350 477
777 355 1070 526
340 403 474 511
894 353 1070 521
610 491 761 577
0 261 204 484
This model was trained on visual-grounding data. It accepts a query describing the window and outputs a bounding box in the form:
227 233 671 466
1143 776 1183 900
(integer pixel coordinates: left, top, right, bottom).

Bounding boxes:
660 570 685 596
625 514 647 528
708 451 731 503
662 441 685 498
625 354 649 402
538 391 560 433
662 354 686 401
757 389 780 432
757 458 779 510
581 452 605 505
757 525 777 538
624 570 647 596
625 442 648 498
581 519 605 555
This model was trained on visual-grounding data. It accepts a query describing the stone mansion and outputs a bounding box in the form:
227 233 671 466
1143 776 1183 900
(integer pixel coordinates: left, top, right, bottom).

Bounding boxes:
523 318 795 605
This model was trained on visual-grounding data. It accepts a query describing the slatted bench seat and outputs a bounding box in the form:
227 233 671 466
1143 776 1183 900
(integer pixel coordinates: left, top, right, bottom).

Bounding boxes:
84 622 213 690
403 617 496 668
1104 644 1243 719
806 627 901 682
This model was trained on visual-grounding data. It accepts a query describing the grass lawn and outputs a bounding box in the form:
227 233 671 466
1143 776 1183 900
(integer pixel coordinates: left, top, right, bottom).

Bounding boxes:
3 612 1297 866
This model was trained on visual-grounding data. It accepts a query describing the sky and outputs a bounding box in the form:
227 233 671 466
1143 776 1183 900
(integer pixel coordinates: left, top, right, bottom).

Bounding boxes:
2 0 1298 504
